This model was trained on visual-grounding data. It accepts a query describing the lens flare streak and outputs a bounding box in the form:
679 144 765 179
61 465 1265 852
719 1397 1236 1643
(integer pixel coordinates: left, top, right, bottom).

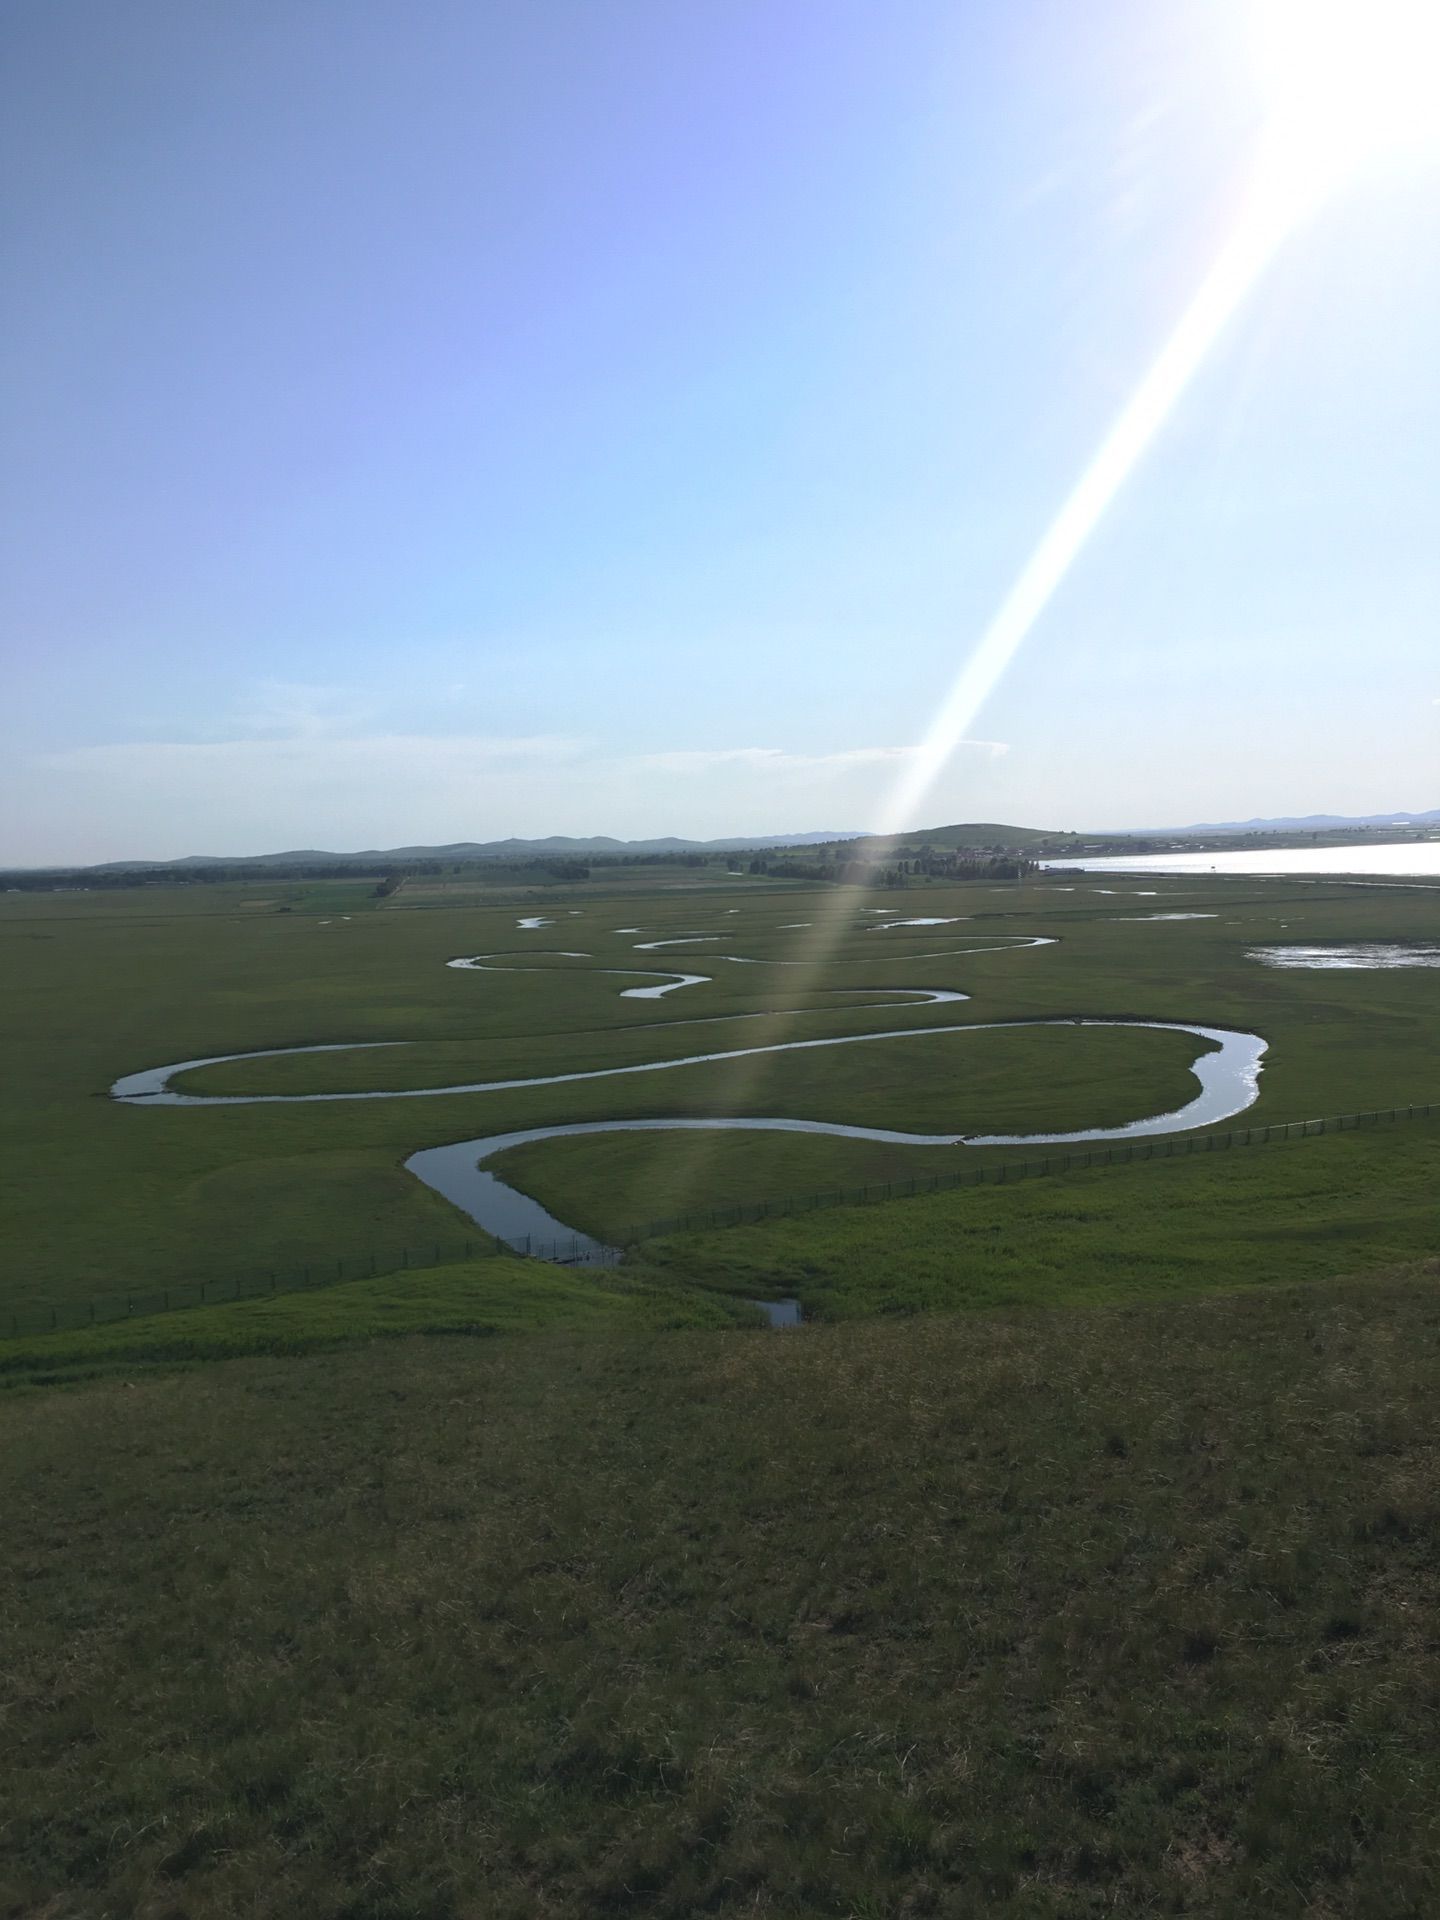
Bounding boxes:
877 164 1304 837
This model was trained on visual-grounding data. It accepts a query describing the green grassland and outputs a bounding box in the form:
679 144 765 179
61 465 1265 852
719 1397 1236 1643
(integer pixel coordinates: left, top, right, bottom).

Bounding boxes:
628 1116 1440 1317
383 864 790 907
1 870 1436 1323
0 1254 755 1383
5 1114 1426 1377
4 870 1439 1915
4 1265 1440 1917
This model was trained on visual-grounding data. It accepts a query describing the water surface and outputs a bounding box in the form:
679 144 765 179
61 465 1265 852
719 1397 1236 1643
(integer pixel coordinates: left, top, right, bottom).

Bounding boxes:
397 1020 1266 1257
111 923 1265 1279
1044 843 1440 878
1250 943 1440 969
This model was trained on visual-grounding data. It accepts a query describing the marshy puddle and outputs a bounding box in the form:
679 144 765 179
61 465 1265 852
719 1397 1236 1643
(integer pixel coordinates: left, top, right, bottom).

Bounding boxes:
750 1298 802 1328
869 917 967 930
1250 943 1440 970
1120 912 1217 922
448 952 710 1002
516 916 553 929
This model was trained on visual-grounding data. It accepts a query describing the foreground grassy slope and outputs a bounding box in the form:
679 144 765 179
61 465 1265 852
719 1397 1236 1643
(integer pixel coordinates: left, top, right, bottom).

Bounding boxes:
0 1256 755 1379
5 1267 1440 1917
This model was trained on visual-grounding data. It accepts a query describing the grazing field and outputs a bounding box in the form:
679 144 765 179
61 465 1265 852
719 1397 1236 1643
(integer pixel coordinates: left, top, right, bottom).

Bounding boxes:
542 1113 1440 1315
5 1265 1440 1917
3 870 1437 1916
0 1254 757 1383
2 870 1438 1325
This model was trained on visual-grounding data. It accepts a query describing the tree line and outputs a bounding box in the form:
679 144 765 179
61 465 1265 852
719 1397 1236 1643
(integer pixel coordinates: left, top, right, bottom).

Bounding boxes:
746 851 1035 884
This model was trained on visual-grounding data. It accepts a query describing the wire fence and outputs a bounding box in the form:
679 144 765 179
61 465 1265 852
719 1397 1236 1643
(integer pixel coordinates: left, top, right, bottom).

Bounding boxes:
7 1238 514 1340
611 1101 1438 1245
6 1099 1435 1340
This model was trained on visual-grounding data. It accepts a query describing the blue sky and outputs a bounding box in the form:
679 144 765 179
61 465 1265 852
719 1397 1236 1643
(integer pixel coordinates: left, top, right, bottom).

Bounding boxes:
2 0 1436 862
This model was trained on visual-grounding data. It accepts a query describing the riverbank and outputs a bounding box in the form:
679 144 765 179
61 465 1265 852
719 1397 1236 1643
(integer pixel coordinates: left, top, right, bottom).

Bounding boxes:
4 1113 1433 1376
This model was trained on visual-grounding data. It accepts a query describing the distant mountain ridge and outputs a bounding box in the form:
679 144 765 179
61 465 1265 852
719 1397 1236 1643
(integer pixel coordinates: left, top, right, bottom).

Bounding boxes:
78 830 868 872
25 810 1437 877
1161 809 1440 834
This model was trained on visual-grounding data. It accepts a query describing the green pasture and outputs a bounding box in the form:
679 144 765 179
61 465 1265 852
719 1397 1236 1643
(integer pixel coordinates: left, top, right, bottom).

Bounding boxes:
4 867 1440 1915
4 1115 1433 1376
1 870 1436 1320
628 1115 1440 1318
383 864 782 907
0 1255 754 1383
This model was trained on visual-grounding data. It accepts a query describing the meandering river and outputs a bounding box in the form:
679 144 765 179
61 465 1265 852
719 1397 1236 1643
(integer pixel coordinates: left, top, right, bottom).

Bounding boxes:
111 925 1267 1263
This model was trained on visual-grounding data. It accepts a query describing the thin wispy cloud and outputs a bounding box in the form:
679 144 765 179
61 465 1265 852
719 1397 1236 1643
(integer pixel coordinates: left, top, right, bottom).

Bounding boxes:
635 742 1009 775
9 724 1015 864
19 732 591 860
40 733 583 774
231 681 378 741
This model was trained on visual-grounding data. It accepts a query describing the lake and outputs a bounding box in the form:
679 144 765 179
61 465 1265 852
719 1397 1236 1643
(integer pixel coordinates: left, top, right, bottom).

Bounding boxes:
1041 842 1440 878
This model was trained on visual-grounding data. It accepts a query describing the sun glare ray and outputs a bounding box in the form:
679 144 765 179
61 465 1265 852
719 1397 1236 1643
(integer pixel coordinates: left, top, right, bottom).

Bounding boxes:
874 164 1303 841
874 0 1440 841
610 0 1440 1204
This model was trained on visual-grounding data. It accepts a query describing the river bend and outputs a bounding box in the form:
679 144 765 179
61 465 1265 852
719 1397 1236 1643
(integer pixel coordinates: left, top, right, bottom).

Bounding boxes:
110 924 1267 1263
